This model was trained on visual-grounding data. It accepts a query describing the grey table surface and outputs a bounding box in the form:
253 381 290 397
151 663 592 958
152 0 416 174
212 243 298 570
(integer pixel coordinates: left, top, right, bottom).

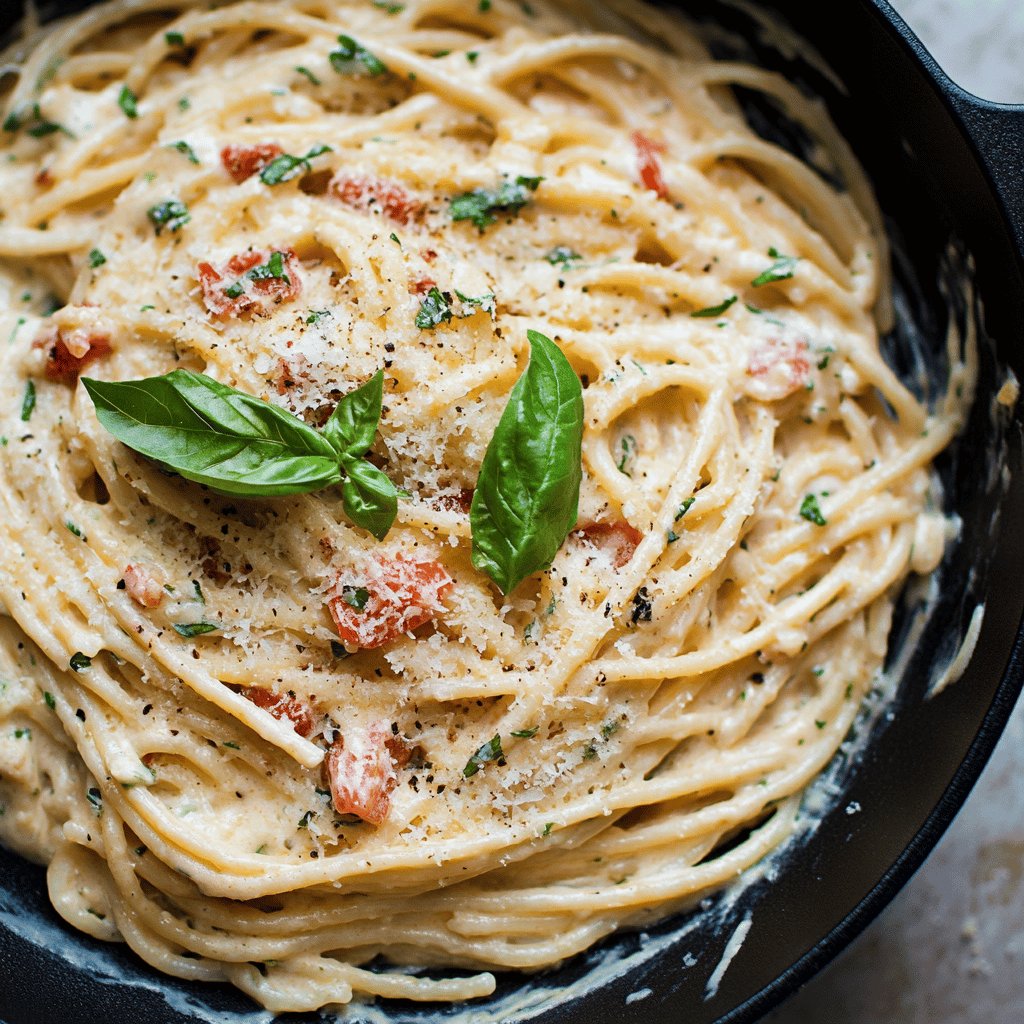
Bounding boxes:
766 2 1024 1022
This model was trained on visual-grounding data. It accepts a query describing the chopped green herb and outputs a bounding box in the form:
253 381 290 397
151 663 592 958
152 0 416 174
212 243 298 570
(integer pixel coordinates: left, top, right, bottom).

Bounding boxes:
415 286 452 329
751 247 798 287
666 530 679 543
5 103 74 139
70 652 91 672
454 289 495 314
433 50 451 58
88 248 107 268
147 199 190 235
341 585 370 610
582 742 597 760
389 232 401 246
463 734 504 777
86 787 102 811
799 493 827 527
167 140 200 164
373 0 405 12
295 65 321 86
541 822 553 836
20 381 35 422
600 721 619 740
118 85 139 119
511 727 538 739
449 175 543 231
255 844 267 854
297 810 315 828
479 0 491 10
178 96 191 110
172 622 218 638
165 31 186 47
815 719 827 730
330 35 387 77
545 245 582 269
305 309 331 324
467 51 480 63
675 497 695 520
616 434 637 476
13 727 30 739
65 520 83 539
259 144 332 186
44 691 56 710
223 740 241 750
691 295 737 318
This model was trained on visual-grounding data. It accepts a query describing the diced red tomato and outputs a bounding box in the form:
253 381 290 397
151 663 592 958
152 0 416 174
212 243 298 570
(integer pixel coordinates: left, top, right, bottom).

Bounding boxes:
123 564 164 609
410 277 436 295
330 174 423 225
241 686 316 738
632 131 669 200
573 520 643 568
197 248 302 318
745 337 811 401
327 557 454 650
324 720 410 825
220 143 284 183
421 248 438 263
34 326 112 383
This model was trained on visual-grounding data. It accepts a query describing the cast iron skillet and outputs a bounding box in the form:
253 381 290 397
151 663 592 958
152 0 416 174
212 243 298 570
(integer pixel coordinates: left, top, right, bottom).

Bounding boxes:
0 1 1022 1022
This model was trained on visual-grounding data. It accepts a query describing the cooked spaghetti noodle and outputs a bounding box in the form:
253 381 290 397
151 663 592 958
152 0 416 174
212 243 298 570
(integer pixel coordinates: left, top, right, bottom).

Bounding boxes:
0 0 971 1010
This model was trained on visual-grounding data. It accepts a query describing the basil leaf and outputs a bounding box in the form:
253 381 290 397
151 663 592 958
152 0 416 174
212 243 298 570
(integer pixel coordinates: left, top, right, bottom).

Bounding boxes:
81 370 343 497
751 247 798 287
322 370 383 459
329 35 387 77
342 459 398 540
470 330 583 594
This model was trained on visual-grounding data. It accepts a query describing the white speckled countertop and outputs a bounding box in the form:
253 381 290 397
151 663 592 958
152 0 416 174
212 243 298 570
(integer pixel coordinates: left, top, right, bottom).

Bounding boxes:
767 2 1024 1021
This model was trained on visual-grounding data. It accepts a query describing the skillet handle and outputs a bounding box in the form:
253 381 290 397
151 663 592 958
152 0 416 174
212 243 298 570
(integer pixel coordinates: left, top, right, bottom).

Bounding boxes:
949 94 1024 258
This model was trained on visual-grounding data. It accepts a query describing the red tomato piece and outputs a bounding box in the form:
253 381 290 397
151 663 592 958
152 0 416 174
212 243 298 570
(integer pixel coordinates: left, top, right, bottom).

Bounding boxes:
241 686 316 738
220 143 284 183
328 557 454 650
123 564 164 609
745 337 811 401
330 174 423 225
574 520 643 568
34 327 112 383
632 131 669 200
325 721 411 825
410 277 436 294
197 248 302 318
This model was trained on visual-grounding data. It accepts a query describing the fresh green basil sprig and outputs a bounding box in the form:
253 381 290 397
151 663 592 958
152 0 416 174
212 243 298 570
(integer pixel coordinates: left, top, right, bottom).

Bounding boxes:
469 330 583 594
81 369 400 539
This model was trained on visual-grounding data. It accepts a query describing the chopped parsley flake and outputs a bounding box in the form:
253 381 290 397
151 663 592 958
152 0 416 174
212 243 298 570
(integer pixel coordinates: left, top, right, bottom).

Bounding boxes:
463 734 504 777
65 520 83 539
479 0 492 10
88 248 107 268
467 51 480 63
295 65 321 86
223 741 241 750
373 0 405 12
44 691 56 711
511 727 538 739
147 199 190 235
69 652 91 672
330 35 387 77
675 497 695 520
616 434 637 476
415 287 453 329
20 381 35 422
306 309 331 324
297 810 315 828
541 822 553 836
449 175 543 231
172 622 219 638
86 787 102 811
799 493 827 527
118 85 138 119
165 31 186 47
167 140 200 164
341 586 370 610
5 103 74 139
545 245 582 269
454 289 495 314
751 247 798 287
690 295 737 318
259 144 332 185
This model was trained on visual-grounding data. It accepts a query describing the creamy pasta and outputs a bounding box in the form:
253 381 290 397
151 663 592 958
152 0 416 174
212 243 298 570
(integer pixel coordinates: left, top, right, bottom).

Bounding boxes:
0 0 972 1012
